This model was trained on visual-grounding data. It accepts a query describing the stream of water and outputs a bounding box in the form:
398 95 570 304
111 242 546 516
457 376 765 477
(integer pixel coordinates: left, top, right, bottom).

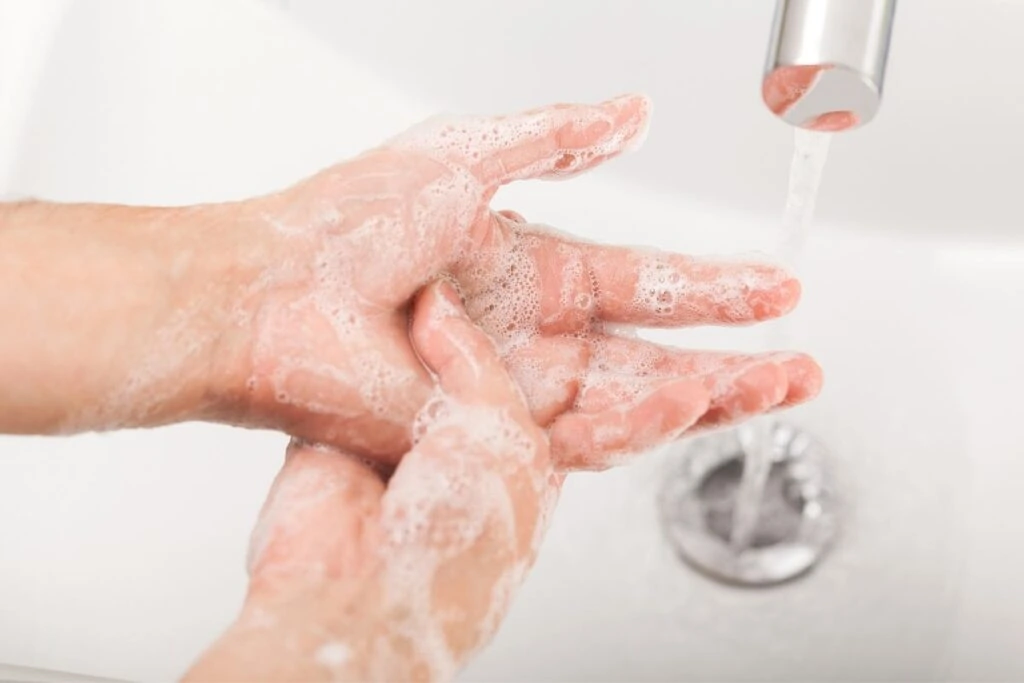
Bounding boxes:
729 128 833 551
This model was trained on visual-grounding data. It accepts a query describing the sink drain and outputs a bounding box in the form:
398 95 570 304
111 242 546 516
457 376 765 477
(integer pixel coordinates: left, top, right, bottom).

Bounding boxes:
659 422 838 586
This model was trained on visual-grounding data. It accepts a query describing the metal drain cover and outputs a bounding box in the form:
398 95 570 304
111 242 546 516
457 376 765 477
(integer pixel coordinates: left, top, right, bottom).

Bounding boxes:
659 422 838 586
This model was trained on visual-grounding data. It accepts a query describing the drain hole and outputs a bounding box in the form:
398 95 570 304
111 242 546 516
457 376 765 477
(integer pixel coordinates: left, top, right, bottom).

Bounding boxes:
697 457 804 548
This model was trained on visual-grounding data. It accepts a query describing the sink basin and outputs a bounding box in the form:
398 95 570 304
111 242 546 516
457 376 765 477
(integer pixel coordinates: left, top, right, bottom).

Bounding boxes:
1 1 1021 681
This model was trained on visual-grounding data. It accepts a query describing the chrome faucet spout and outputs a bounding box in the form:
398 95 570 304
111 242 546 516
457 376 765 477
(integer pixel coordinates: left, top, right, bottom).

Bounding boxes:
764 0 897 131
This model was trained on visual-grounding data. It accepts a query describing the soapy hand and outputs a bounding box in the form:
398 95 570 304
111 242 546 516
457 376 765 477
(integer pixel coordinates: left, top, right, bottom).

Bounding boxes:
185 281 563 682
227 94 821 468
0 95 820 467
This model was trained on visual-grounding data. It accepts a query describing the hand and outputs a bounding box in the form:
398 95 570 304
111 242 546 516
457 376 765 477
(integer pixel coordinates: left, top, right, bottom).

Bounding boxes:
220 94 820 467
184 281 562 682
0 95 820 465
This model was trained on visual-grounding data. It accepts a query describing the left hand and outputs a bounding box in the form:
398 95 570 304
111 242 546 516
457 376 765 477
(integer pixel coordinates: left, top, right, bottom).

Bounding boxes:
215 95 820 469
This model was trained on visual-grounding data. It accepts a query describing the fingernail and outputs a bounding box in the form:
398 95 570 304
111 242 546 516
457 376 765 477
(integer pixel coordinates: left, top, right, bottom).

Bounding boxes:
435 279 466 313
497 209 527 224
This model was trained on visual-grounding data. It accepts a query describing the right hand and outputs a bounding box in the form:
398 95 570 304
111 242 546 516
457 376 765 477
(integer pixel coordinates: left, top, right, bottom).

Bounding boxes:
186 280 562 682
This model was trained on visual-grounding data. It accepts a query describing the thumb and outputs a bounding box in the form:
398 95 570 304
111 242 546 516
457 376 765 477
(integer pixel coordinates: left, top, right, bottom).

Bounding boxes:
387 94 652 189
376 280 559 666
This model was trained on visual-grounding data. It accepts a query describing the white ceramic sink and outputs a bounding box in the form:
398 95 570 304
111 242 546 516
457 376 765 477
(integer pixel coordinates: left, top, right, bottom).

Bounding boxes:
1 1 1021 681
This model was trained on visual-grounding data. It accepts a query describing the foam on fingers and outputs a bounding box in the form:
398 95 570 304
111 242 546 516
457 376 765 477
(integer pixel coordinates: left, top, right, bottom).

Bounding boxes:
550 377 709 470
371 288 558 679
411 280 524 410
385 94 652 188
586 246 802 327
696 360 790 431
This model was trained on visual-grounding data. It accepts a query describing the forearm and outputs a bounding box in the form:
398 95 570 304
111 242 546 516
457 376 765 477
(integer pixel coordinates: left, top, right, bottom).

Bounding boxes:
0 199 261 433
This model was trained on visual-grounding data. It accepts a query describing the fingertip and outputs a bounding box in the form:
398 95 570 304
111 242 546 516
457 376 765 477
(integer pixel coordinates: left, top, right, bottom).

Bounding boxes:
411 279 469 365
779 354 824 404
608 92 652 154
481 94 656 186
781 276 802 309
753 275 802 320
433 278 466 311
411 281 517 407
604 92 652 119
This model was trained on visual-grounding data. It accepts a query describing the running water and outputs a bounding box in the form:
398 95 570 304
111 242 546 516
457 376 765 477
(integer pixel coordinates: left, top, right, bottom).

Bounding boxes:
729 128 833 551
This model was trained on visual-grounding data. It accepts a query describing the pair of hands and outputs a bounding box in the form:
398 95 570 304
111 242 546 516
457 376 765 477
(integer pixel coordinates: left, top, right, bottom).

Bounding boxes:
179 94 820 681
0 94 819 680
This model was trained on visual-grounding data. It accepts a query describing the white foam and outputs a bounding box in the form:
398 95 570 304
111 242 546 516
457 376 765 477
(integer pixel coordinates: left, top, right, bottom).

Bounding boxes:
314 640 352 670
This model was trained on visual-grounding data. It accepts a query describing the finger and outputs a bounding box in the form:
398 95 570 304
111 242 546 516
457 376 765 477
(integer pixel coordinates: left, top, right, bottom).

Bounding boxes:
246 440 385 592
549 376 709 470
390 94 651 189
696 359 790 430
535 335 819 468
584 245 801 327
503 335 590 427
409 279 526 411
457 221 597 339
459 226 802 339
400 279 552 558
775 353 824 407
474 94 651 187
581 334 821 419
383 280 558 662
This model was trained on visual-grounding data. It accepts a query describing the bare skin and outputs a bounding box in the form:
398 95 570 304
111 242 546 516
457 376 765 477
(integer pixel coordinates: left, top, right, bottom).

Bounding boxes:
185 281 565 682
2 95 824 681
0 94 820 471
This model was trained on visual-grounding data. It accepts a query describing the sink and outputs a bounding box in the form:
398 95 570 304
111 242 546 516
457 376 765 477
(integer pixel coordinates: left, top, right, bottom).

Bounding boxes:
1 1 1021 681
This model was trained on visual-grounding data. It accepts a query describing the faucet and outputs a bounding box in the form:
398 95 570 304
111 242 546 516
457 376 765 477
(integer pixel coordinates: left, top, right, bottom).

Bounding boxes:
763 0 897 131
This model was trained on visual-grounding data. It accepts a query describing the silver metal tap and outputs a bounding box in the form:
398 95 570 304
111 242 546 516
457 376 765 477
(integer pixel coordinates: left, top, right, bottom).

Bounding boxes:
763 0 897 131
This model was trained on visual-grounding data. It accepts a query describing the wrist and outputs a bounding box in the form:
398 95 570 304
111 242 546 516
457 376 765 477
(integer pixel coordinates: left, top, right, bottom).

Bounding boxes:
171 198 279 426
185 592 378 683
